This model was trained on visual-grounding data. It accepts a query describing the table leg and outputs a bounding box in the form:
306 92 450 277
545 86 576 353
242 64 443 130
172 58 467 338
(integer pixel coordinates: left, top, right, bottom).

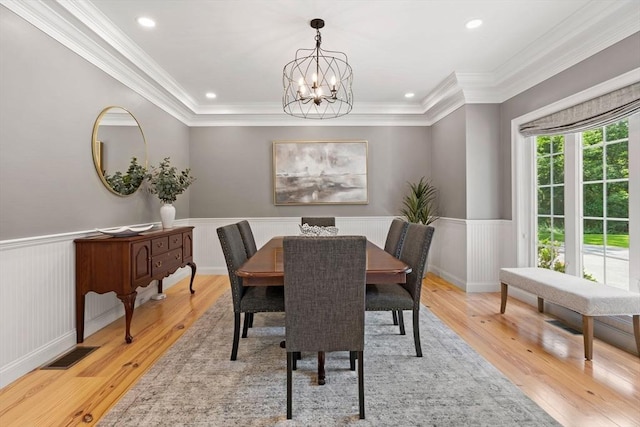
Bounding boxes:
117 291 137 344
318 351 325 385
187 261 197 294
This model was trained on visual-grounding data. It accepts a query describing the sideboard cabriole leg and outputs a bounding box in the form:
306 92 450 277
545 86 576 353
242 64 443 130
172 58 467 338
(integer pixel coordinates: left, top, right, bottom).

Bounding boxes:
187 262 197 294
117 291 137 344
157 279 163 294
76 291 85 343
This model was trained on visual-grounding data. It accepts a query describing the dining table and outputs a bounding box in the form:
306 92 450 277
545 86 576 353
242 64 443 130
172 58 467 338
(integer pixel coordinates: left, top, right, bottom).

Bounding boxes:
236 236 411 385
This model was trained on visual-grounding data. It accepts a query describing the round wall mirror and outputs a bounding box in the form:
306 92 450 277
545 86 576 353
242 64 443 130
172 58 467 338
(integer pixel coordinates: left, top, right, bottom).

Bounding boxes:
92 106 148 196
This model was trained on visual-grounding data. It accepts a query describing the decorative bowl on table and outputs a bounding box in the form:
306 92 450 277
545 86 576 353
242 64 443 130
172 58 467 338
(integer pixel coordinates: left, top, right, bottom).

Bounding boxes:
299 224 339 236
96 224 154 237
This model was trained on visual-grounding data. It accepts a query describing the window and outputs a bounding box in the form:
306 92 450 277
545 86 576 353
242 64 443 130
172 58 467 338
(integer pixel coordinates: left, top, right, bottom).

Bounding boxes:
534 120 632 289
536 135 565 272
581 121 629 288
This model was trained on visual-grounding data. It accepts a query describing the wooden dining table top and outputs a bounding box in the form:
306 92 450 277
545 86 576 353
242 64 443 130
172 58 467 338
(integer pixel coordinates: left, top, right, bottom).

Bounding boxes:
236 236 411 286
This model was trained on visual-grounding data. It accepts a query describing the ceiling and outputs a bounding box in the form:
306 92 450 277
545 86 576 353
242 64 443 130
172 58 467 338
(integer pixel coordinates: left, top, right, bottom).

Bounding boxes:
4 0 639 125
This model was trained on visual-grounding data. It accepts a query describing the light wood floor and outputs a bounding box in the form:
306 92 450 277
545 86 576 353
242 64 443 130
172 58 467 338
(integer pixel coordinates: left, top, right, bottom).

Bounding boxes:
1 273 638 426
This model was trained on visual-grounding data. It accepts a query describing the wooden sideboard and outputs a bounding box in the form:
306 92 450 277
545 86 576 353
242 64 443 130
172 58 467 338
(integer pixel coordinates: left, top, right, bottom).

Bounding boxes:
75 226 196 344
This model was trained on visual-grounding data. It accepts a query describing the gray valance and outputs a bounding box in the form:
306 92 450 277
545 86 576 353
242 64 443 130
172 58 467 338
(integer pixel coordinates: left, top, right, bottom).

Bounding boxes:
519 82 640 137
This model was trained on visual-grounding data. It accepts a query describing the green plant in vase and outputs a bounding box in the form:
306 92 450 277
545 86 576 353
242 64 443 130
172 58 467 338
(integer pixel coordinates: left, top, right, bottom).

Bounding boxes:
145 157 195 228
400 177 439 225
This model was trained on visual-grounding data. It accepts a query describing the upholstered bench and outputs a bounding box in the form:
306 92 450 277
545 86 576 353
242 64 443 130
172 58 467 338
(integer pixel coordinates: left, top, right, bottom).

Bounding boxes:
499 267 640 360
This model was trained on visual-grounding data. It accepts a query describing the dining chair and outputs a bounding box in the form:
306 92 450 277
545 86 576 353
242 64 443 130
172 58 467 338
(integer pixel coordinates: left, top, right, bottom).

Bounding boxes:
380 218 409 327
283 236 367 420
301 217 335 227
365 223 435 357
216 223 285 361
236 220 258 258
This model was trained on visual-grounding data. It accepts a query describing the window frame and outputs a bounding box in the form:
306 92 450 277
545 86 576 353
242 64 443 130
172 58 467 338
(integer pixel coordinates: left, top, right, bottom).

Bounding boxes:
511 70 639 293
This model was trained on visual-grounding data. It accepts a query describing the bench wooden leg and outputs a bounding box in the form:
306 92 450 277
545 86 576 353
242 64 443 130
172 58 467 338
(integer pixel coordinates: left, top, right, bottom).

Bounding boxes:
500 283 508 314
537 297 544 313
583 315 594 361
633 315 640 358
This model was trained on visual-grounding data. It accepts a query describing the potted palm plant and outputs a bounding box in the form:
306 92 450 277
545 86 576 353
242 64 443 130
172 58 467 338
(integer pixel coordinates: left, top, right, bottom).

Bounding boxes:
400 177 439 225
145 157 195 229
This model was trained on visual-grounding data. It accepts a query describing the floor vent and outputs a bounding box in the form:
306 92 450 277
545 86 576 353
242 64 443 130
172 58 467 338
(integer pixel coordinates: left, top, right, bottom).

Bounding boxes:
41 346 99 370
546 319 581 335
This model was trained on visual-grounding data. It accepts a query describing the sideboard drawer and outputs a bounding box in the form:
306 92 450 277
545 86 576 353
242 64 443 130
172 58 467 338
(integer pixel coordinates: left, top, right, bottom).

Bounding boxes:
151 236 169 255
168 233 183 250
152 248 183 276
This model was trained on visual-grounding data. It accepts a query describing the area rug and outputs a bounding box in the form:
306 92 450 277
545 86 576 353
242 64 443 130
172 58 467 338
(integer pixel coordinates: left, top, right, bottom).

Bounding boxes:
99 291 560 426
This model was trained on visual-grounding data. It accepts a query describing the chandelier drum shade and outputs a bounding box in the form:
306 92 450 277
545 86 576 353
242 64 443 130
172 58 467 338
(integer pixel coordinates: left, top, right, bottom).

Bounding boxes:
283 18 353 119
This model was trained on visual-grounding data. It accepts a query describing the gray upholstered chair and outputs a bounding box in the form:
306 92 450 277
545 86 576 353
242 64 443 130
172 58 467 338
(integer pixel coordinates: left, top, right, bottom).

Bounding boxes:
283 236 367 420
366 223 435 357
384 218 409 258
236 219 258 258
217 223 284 360
301 217 335 227
380 218 409 326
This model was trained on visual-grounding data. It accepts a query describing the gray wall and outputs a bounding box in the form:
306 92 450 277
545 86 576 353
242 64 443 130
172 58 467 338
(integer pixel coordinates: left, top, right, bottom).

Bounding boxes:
466 104 500 219
0 7 190 240
430 106 467 219
499 32 640 219
188 126 431 218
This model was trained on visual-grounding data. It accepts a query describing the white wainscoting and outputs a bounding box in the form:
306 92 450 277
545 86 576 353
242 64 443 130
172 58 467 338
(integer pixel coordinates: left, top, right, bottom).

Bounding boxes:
0 220 191 389
0 216 507 388
429 218 513 292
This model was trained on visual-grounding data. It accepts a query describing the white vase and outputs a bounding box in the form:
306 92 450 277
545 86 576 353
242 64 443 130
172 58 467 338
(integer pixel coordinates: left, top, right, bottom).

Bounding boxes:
160 203 176 229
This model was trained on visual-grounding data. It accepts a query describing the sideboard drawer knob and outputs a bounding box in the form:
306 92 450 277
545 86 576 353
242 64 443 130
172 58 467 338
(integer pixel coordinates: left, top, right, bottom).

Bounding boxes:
155 261 163 268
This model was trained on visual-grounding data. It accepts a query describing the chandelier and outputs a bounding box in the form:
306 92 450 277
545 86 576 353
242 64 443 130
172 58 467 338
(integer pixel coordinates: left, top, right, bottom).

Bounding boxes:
283 18 353 119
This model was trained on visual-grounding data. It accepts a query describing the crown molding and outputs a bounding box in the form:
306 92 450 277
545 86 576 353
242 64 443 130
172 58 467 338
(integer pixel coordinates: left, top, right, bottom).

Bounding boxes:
1 0 195 124
491 0 640 103
3 0 638 126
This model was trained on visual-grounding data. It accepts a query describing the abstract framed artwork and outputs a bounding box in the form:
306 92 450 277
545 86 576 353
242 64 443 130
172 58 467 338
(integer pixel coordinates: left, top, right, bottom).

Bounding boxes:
273 140 368 205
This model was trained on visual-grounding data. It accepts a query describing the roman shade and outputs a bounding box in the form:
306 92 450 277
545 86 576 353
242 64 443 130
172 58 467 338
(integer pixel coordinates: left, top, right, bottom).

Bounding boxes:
519 82 640 137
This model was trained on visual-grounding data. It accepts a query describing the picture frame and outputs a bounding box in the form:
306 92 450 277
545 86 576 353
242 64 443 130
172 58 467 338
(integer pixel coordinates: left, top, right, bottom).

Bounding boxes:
273 140 368 205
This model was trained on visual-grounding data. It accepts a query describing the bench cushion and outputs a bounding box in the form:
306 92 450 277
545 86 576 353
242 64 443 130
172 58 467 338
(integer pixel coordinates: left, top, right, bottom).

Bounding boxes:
500 267 640 316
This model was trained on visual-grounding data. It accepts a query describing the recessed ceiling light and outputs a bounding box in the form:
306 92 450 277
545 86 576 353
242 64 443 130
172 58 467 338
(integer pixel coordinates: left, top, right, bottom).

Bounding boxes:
137 17 156 28
205 92 217 99
466 19 482 29
404 93 415 98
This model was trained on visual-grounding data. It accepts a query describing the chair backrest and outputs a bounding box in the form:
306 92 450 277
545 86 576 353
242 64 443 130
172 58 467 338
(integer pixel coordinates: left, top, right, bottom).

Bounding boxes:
399 223 435 307
301 217 335 227
216 223 247 312
236 220 257 258
283 236 367 353
384 218 409 258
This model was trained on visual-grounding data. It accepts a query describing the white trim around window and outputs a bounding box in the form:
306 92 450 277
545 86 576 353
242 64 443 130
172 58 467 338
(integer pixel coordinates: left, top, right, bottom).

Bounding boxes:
511 68 640 276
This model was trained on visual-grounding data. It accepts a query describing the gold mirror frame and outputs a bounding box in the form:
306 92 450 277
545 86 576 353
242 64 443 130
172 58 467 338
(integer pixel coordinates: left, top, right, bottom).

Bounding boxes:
91 106 148 196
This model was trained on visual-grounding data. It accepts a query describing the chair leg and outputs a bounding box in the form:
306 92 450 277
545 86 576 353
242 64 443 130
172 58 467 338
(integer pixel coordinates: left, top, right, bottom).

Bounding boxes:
350 351 356 371
413 308 422 357
231 313 240 361
241 312 250 338
287 352 293 419
248 312 254 328
392 310 398 325
358 350 365 419
292 352 298 370
397 310 406 335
